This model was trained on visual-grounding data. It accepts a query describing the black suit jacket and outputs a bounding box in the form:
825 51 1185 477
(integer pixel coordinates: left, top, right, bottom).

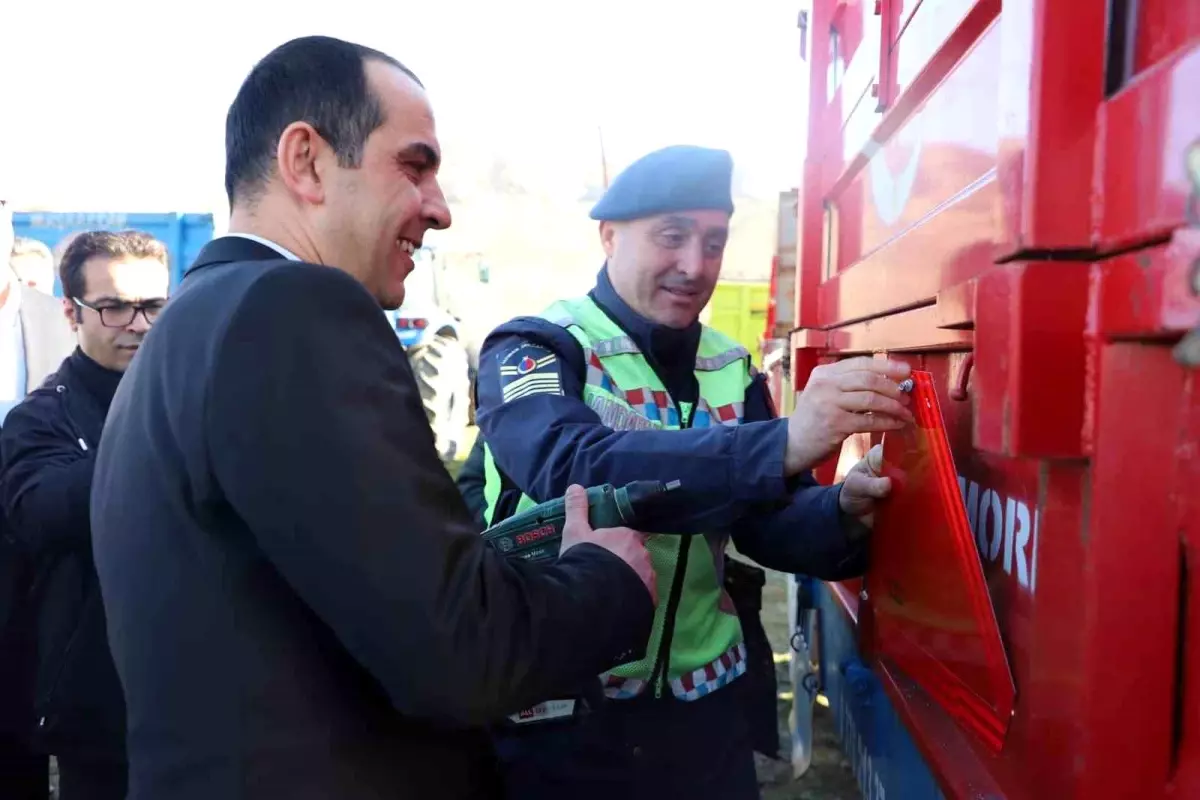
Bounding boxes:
90 237 654 800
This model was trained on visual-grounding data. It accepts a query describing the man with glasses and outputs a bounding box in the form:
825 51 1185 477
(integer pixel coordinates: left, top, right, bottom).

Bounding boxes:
0 229 169 800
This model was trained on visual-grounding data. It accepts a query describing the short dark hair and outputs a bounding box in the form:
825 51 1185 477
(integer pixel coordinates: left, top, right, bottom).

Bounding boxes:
224 35 422 207
59 230 169 299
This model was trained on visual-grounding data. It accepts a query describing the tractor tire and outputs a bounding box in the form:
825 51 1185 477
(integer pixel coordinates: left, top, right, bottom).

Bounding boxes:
408 333 472 462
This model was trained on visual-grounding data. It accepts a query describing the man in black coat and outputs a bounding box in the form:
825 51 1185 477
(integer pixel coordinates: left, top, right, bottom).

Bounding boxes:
0 202 78 800
90 36 657 800
2 230 170 799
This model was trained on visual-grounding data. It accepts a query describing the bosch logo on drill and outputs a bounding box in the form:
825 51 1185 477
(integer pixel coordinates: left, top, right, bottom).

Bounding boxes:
515 524 557 546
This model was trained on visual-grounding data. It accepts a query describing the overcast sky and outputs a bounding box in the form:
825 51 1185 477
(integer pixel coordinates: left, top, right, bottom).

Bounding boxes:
0 0 812 214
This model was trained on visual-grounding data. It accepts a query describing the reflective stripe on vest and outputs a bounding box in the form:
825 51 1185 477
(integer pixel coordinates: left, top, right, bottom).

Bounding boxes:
484 295 753 701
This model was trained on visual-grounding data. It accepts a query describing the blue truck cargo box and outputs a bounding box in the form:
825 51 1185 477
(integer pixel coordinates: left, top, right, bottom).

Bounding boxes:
12 211 214 294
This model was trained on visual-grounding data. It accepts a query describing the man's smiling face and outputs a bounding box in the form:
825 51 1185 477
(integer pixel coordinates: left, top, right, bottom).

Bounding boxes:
600 209 730 329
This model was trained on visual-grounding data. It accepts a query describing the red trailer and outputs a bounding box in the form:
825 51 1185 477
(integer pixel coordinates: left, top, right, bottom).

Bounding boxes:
767 1 1200 797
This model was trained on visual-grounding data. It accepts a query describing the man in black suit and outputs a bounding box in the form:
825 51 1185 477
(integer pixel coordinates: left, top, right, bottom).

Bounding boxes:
0 201 77 799
90 36 657 800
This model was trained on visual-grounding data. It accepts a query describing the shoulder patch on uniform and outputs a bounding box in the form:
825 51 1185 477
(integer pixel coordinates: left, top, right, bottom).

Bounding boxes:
498 343 563 403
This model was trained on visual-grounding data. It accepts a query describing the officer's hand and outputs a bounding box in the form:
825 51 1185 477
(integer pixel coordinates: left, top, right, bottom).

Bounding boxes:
838 444 891 528
560 485 657 604
784 357 912 475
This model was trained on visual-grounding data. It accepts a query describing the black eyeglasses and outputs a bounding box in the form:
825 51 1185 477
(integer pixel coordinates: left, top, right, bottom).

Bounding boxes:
73 297 166 328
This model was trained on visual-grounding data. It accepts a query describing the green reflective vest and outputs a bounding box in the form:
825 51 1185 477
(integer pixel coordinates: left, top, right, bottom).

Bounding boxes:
482 295 755 701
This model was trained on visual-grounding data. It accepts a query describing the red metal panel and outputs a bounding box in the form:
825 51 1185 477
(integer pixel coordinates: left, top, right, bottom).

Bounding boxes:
833 0 870 70
867 370 1016 751
777 0 1200 797
891 0 980 98
817 176 995 327
1096 41 1200 251
1134 0 1200 79
824 304 972 353
973 261 1092 458
825 2 999 257
1170 375 1200 799
797 0 837 330
1077 343 1192 799
838 18 1000 270
796 160 824 329
1018 463 1087 798
1089 228 1200 340
995 0 1105 255
820 12 1002 324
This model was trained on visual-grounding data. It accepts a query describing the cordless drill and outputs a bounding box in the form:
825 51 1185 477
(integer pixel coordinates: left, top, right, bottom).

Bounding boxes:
482 479 682 564
481 479 682 727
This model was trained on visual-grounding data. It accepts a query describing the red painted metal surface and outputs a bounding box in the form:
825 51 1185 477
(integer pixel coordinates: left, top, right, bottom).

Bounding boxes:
973 260 1091 458
1096 43 1200 252
994 0 1106 254
1133 0 1200 87
865 370 1015 752
772 0 1200 796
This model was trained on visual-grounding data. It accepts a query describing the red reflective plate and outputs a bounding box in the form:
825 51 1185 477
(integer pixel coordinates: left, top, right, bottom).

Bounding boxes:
863 370 1016 753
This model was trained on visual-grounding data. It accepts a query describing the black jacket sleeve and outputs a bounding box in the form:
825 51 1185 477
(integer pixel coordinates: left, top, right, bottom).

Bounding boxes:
204 264 653 725
0 391 94 554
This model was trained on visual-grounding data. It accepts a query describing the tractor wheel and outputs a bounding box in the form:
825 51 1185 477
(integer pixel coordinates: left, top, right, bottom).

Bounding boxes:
408 333 472 462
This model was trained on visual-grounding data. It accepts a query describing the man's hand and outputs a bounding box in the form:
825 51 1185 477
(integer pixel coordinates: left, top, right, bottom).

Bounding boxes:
559 485 657 604
784 357 912 475
838 444 891 527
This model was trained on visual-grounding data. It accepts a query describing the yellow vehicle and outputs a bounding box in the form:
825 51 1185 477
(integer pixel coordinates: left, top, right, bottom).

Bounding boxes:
700 280 771 367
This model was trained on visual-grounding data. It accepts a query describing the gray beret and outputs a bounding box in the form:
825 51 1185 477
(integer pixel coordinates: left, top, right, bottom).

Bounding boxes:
590 144 735 221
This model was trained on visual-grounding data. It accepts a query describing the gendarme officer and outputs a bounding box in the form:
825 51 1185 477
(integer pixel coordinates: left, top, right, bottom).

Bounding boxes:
474 144 913 799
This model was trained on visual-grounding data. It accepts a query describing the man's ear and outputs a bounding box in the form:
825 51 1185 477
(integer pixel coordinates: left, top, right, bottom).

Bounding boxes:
599 221 618 258
61 297 79 331
275 122 327 206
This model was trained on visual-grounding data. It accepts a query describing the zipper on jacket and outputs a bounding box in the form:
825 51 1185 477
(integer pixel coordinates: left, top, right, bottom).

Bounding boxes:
648 537 691 698
646 400 694 699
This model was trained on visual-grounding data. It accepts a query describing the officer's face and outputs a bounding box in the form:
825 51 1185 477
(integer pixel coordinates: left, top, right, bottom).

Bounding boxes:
310 61 452 310
602 210 729 328
65 256 169 372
